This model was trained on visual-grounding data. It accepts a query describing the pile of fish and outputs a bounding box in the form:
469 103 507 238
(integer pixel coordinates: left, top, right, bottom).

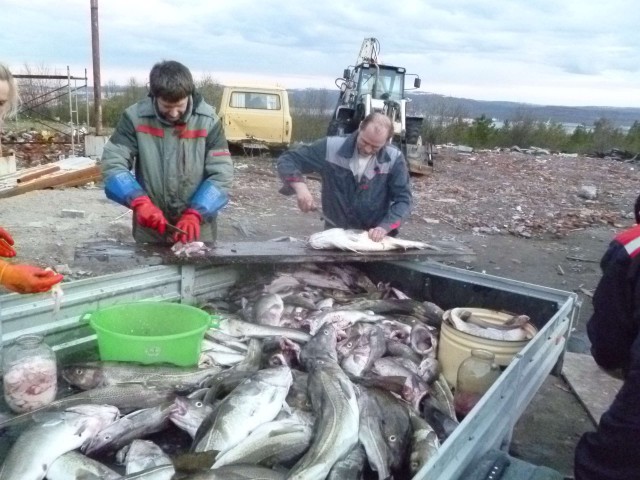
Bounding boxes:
0 262 527 480
308 228 440 253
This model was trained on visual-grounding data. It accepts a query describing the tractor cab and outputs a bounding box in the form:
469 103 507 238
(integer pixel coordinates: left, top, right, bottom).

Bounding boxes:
328 38 433 173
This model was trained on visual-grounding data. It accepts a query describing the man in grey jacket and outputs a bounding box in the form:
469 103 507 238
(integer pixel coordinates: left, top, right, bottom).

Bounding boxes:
101 60 233 244
277 113 412 242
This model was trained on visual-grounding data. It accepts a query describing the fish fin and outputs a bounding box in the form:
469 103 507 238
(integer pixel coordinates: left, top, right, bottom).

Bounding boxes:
281 401 292 415
171 450 218 472
268 425 304 438
337 375 356 400
76 471 102 480
32 411 65 426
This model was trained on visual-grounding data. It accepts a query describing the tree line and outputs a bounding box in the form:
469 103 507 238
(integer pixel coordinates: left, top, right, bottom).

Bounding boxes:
12 74 640 156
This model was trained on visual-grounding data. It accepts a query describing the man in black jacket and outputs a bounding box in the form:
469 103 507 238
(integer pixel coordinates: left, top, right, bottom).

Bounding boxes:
573 195 640 479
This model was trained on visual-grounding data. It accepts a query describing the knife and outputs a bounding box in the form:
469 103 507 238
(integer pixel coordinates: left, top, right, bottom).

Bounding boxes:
165 223 188 236
314 207 338 228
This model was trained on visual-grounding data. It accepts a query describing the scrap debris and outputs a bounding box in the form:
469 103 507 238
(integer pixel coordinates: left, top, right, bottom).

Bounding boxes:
411 149 640 238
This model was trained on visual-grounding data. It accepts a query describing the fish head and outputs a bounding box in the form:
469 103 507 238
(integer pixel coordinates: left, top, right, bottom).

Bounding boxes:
62 364 106 390
253 365 294 389
402 376 429 411
337 333 359 357
170 396 191 417
300 323 339 366
410 429 439 475
253 293 284 326
418 357 441 384
410 324 438 356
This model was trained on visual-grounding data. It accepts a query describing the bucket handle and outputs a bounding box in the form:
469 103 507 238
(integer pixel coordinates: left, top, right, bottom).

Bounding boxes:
78 311 93 324
210 314 221 329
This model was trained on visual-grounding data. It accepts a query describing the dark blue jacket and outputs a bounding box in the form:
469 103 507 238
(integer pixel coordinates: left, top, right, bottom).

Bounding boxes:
575 224 640 479
276 133 412 233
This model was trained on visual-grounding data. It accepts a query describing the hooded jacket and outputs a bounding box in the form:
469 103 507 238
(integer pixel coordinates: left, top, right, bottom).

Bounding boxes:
101 93 233 243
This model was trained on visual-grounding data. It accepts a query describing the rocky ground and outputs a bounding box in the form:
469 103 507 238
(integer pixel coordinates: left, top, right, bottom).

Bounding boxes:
2 146 639 476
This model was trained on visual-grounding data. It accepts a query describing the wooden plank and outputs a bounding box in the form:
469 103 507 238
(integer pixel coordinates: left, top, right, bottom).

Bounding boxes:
562 351 623 425
75 239 476 266
0 165 101 198
193 240 474 265
17 165 60 183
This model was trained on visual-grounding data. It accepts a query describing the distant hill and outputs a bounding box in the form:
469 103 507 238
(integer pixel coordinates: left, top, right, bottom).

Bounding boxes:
288 89 640 129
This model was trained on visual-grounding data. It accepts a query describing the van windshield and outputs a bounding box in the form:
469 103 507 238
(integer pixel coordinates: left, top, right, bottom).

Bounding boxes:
230 92 281 110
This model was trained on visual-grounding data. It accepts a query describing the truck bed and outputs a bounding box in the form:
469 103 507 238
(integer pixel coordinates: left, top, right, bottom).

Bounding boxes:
0 261 578 479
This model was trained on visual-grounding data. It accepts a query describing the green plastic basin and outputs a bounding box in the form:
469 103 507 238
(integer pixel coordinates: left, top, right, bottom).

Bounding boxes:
85 302 217 366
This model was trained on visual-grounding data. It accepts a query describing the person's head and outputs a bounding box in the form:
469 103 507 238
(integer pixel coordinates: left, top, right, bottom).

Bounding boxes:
149 60 194 123
0 63 19 126
356 113 393 156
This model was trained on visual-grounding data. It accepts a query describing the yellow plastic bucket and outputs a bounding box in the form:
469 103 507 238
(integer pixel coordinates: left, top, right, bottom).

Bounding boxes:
437 308 537 387
83 302 218 366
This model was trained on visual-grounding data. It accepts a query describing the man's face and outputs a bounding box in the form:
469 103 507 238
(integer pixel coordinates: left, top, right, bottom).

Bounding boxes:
157 96 189 123
356 124 389 156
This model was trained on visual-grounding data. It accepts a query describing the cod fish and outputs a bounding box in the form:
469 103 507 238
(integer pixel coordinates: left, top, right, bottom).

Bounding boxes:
288 324 359 480
308 228 440 253
337 323 386 377
358 387 411 480
0 382 182 430
46 451 121 480
0 404 119 480
253 293 285 326
195 366 293 454
116 439 173 475
212 410 314 468
189 465 286 479
83 402 173 454
216 318 311 343
408 410 440 476
62 361 222 390
169 394 215 439
326 444 366 480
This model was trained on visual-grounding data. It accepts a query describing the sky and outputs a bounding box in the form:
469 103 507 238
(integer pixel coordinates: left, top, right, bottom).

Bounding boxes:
1 0 639 108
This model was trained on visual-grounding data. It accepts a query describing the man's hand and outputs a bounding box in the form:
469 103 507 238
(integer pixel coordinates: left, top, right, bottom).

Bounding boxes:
0 262 64 294
0 227 17 257
368 227 387 242
174 209 202 244
131 196 168 235
290 182 316 213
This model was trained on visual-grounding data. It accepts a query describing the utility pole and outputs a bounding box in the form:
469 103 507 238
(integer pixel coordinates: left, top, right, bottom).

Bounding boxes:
90 0 102 135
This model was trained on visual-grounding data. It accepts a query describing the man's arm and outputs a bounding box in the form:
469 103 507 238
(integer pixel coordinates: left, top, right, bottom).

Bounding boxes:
202 119 234 192
276 138 327 196
102 113 138 181
588 243 637 371
101 113 145 207
376 154 412 233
